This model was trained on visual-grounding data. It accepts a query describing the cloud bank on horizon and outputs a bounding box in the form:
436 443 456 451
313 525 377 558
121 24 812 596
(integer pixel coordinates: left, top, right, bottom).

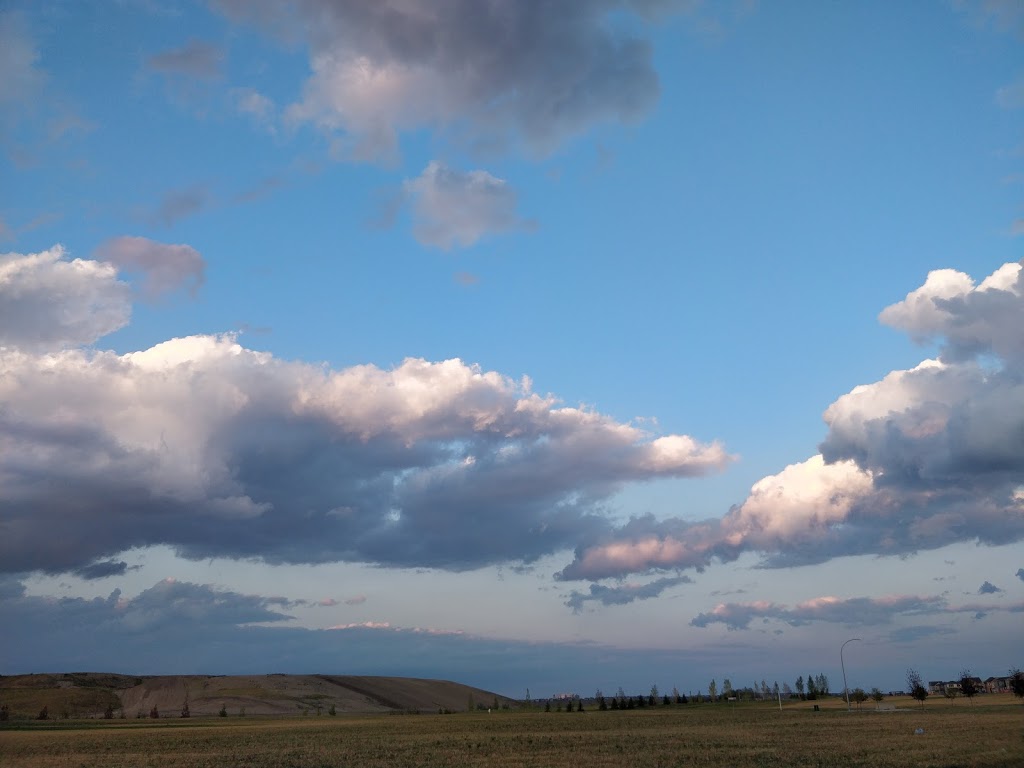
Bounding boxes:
2 246 1022 594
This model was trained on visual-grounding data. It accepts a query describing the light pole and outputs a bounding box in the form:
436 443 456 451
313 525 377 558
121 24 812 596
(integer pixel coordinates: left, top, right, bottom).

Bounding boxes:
841 638 861 711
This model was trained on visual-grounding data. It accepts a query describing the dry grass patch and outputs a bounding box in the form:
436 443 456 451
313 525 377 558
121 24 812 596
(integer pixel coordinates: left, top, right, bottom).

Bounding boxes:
2 704 1022 767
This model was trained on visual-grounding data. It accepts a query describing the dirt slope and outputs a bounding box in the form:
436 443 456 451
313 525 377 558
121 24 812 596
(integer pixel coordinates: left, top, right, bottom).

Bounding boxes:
0 673 513 718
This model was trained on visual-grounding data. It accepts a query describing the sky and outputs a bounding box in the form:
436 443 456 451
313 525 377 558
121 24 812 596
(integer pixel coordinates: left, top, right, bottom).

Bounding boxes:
1 0 1023 699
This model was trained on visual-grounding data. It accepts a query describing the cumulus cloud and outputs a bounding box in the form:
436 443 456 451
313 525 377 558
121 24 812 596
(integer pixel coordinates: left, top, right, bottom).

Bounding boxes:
560 261 1024 580
94 236 206 300
1017 567 1024 582
565 575 692 613
147 39 224 79
216 0 673 161
978 580 1003 594
0 249 730 576
403 162 531 249
0 246 130 350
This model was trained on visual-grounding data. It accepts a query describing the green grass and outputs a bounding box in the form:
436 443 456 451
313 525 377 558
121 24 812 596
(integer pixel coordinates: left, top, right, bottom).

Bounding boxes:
2 704 1022 767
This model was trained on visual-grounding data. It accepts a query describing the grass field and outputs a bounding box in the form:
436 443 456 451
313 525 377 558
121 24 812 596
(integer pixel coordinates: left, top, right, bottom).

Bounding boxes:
2 701 1022 768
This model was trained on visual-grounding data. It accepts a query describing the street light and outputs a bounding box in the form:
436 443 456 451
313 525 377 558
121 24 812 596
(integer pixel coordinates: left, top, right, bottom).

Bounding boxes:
841 638 862 711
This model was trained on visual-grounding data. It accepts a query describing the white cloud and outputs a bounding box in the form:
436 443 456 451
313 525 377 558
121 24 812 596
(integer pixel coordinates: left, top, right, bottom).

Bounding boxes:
94 236 206 300
0 249 730 576
0 246 130 351
559 261 1024 580
403 162 531 250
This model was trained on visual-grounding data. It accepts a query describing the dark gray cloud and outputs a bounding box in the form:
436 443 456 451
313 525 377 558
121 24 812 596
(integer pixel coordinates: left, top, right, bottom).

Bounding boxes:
147 39 224 79
215 0 684 161
565 575 692 613
72 560 131 580
1017 568 1024 582
978 580 1003 595
0 251 730 576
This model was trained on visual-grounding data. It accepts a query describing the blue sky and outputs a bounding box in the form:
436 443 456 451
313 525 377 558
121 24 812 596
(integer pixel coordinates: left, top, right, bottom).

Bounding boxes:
1 0 1023 698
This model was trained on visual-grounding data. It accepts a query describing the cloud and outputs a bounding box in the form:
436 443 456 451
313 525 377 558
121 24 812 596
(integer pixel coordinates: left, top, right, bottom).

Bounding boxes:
887 625 957 644
0 246 131 351
344 595 367 606
565 575 692 613
147 39 224 79
403 162 532 249
1017 567 1024 582
996 78 1024 109
953 0 1024 37
978 580 1003 594
454 271 480 287
559 261 1024 580
0 249 731 576
72 559 131 580
231 87 276 131
0 576 711 693
94 236 206 300
690 594 946 631
149 184 211 226
216 0 672 162
0 12 44 106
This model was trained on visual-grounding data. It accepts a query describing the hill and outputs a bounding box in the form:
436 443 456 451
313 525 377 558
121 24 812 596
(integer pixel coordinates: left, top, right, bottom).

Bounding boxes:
0 673 513 719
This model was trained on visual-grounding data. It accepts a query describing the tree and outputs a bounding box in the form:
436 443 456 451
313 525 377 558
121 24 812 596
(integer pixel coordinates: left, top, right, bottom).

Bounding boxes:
577 698 584 712
150 706 159 719
672 687 682 704
596 690 607 711
0 704 8 721
1009 668 1024 701
662 694 671 706
907 669 928 708
782 682 793 698
105 703 115 719
544 700 551 712
944 687 958 705
722 679 733 699
815 673 830 696
708 680 717 702
180 701 190 718
851 688 867 709
219 704 228 717
870 687 884 707
806 674 817 700
795 676 805 700
958 670 978 705
37 705 49 721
